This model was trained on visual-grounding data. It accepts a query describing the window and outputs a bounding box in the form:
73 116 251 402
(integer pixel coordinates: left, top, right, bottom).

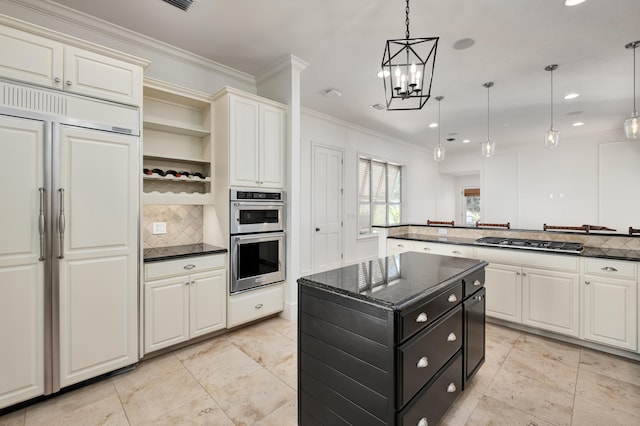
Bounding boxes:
462 187 480 226
358 157 402 234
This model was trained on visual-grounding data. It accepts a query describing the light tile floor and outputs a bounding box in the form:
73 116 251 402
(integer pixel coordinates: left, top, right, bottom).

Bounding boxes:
1 318 639 425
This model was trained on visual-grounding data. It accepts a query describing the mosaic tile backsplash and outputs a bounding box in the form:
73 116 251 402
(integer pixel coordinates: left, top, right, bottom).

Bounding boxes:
143 205 203 248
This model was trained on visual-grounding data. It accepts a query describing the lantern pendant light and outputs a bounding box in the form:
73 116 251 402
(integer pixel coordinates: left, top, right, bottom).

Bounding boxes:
433 96 445 161
624 41 640 139
481 82 495 157
544 64 560 148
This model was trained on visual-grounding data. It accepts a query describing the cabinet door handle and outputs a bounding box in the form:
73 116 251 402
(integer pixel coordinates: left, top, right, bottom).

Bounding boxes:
54 77 61 83
447 294 457 303
416 357 429 368
447 332 457 342
255 303 264 309
516 272 521 276
417 418 428 426
57 188 65 259
585 281 591 285
183 264 196 270
522 272 527 276
446 383 457 393
473 279 481 286
601 266 618 272
38 187 46 261
452 250 461 255
415 312 428 323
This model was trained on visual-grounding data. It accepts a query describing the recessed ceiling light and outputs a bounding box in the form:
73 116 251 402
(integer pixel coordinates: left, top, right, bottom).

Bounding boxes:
429 122 438 128
462 139 471 144
370 103 385 110
453 38 475 50
321 88 342 97
564 0 586 6
564 93 580 100
572 121 585 126
377 69 390 78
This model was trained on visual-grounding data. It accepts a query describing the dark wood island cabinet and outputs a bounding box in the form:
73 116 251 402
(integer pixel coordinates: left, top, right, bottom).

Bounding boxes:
298 252 487 426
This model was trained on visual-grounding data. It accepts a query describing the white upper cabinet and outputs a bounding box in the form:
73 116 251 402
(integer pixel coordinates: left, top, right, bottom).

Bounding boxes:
0 23 143 106
215 88 286 189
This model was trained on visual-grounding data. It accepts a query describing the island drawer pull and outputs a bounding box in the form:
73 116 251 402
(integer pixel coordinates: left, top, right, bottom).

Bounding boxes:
447 294 457 303
255 303 264 309
416 357 429 368
601 266 618 272
417 418 428 426
446 383 457 393
452 250 462 255
422 247 431 251
473 279 481 286
447 332 457 342
397 244 405 248
415 312 428 323
183 264 196 270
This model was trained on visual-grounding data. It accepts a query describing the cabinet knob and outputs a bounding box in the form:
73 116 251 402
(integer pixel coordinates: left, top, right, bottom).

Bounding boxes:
516 272 521 276
315 227 320 232
601 266 618 272
66 80 72 86
183 264 196 270
446 383 457 393
473 279 481 286
475 295 483 301
254 303 264 309
416 356 429 368
54 77 61 83
397 244 405 248
452 250 461 255
415 312 428 323
423 247 431 251
417 417 428 426
585 281 591 285
447 332 457 342
447 294 457 303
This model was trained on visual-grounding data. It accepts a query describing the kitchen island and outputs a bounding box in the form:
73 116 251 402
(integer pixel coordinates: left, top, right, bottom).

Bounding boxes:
298 252 488 425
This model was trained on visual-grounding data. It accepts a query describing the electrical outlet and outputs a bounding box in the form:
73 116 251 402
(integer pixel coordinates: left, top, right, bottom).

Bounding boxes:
152 222 167 235
438 228 448 235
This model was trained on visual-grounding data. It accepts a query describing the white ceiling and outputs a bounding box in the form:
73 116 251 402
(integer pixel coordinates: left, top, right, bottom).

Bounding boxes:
51 0 640 153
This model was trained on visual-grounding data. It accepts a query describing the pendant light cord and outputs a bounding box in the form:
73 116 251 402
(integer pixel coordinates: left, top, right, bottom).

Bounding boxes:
438 98 441 146
550 68 554 127
634 43 637 113
487 84 491 139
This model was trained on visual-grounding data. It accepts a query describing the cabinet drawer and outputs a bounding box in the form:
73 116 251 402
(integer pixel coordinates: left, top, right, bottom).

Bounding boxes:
227 284 284 328
463 268 485 297
145 254 225 280
398 306 463 407
388 239 414 253
583 258 637 280
398 351 463 426
401 283 462 341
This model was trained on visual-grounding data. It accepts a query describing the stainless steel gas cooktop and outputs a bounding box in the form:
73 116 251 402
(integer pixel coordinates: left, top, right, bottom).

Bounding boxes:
474 236 584 253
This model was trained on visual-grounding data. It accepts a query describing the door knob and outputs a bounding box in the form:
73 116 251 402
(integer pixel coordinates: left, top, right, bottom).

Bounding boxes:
315 227 320 232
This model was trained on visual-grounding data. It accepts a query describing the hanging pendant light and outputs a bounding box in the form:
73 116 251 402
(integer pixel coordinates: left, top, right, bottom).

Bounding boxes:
624 41 640 139
381 0 439 110
481 82 495 157
433 96 445 161
544 64 560 148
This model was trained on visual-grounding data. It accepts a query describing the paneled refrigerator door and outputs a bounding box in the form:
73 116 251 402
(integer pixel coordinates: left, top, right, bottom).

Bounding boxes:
55 124 139 388
0 115 47 409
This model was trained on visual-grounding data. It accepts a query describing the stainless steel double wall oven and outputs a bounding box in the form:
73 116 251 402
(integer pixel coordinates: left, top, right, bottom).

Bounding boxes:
230 189 285 293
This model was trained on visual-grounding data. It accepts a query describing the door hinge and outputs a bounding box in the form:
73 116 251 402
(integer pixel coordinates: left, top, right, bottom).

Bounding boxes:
341 221 343 227
341 253 344 259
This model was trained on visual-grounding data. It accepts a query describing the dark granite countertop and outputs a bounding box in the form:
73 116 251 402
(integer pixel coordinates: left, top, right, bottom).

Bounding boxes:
143 243 227 263
298 252 487 310
389 233 640 262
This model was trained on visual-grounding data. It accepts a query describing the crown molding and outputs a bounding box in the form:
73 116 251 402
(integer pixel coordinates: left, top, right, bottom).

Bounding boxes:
301 107 430 154
7 0 255 84
255 54 310 85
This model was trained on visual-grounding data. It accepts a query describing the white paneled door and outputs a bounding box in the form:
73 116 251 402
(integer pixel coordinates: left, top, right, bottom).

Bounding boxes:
0 115 46 408
57 125 138 388
312 145 343 273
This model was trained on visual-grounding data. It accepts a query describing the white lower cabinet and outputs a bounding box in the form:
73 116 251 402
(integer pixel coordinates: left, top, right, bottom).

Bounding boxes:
582 258 638 351
387 238 414 254
522 268 580 337
227 284 284 328
144 254 226 354
484 263 522 322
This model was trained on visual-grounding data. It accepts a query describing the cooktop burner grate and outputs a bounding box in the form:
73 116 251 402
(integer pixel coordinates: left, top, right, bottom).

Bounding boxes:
475 237 583 253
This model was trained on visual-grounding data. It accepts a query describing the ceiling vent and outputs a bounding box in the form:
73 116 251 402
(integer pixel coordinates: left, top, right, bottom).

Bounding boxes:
162 0 193 11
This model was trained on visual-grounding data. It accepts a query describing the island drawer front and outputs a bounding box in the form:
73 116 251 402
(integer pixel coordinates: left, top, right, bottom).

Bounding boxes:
583 258 637 279
145 254 225 280
401 283 463 341
398 351 463 426
398 305 463 407
463 268 485 297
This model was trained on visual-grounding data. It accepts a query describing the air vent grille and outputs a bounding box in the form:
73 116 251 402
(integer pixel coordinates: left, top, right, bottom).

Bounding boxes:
162 0 193 11
1 83 67 116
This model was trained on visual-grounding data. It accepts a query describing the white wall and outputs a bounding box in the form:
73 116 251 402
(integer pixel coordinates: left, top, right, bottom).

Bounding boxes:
300 110 438 275
443 130 639 233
